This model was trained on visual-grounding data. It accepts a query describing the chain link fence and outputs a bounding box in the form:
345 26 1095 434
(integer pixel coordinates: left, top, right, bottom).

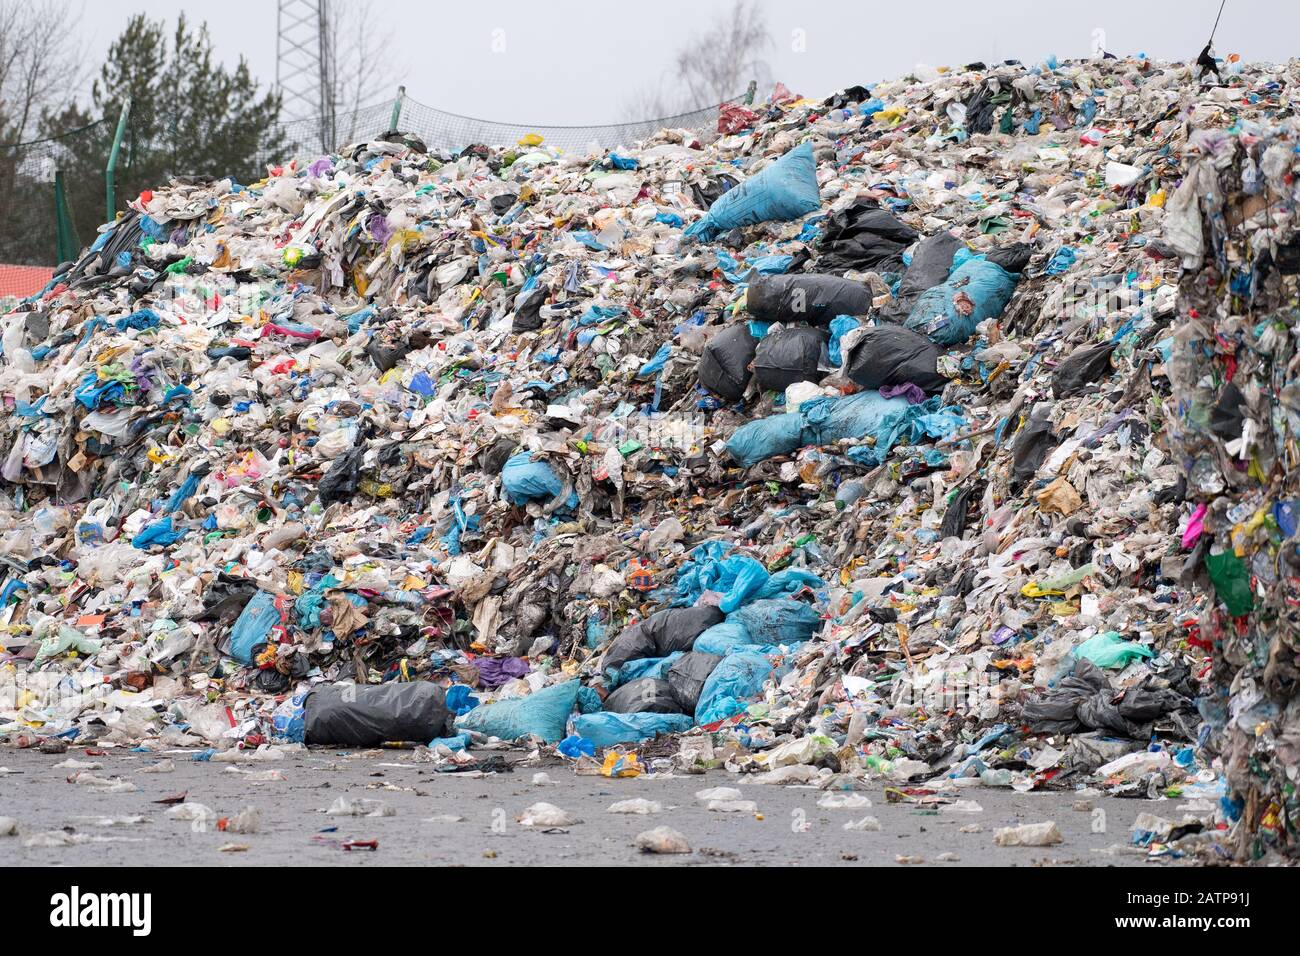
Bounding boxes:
1 91 730 304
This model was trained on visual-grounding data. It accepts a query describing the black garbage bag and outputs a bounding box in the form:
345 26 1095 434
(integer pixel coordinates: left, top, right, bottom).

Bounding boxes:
964 83 996 134
823 85 872 110
512 288 545 333
753 325 828 392
1209 381 1247 440
665 651 724 712
1011 409 1057 483
691 174 739 210
602 605 724 674
319 446 365 505
747 273 874 326
1023 658 1190 739
195 573 259 623
1274 236 1300 274
1052 341 1117 398
880 231 961 319
304 682 452 746
698 323 758 401
252 653 311 694
478 437 519 475
841 325 946 393
1076 683 1185 739
1022 658 1112 734
939 485 976 540
985 242 1034 274
366 337 410 373
815 199 919 275
603 678 685 714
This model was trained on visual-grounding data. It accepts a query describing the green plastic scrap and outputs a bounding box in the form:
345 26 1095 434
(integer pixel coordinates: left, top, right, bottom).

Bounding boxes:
32 626 103 667
1040 562 1097 592
1071 631 1155 669
1205 550 1255 617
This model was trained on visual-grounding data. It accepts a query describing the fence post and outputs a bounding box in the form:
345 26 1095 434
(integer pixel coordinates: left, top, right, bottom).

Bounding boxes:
744 80 757 105
54 170 77 263
389 85 406 133
105 97 132 223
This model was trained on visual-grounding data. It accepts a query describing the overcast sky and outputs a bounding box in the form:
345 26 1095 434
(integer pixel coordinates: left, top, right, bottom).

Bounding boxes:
72 0 1297 125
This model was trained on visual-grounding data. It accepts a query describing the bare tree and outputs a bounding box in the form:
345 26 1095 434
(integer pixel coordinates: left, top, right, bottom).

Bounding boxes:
622 0 772 119
320 0 402 148
0 0 85 141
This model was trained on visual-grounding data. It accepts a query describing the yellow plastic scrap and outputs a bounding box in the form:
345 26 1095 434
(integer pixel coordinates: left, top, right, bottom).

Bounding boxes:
517 133 544 147
1021 580 1064 599
385 229 422 255
872 105 907 127
600 750 642 778
1230 506 1267 553
351 263 370 296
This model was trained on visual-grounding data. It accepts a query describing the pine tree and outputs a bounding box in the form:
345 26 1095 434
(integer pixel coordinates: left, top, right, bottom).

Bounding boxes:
42 13 285 243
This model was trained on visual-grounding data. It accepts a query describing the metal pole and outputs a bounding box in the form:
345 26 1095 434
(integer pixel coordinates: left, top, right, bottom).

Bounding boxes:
105 97 132 223
389 85 406 133
1209 0 1228 43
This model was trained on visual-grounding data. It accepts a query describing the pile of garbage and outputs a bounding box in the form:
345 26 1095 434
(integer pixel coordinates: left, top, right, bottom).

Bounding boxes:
0 53 1294 860
1166 113 1300 862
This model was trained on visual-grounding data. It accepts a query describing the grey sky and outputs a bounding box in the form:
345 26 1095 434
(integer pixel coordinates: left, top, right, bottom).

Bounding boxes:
73 0 1295 125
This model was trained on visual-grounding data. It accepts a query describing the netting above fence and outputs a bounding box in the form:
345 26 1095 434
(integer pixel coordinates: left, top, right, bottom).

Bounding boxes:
0 91 732 291
0 119 113 281
396 94 728 154
261 92 731 165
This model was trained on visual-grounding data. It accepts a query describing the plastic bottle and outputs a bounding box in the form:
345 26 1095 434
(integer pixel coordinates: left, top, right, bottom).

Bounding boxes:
835 479 868 511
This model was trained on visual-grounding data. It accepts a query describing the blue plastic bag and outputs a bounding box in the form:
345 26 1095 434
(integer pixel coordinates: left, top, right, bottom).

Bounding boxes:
229 591 281 663
756 568 825 600
131 516 187 549
694 620 753 656
1045 246 1077 275
670 540 769 611
162 473 199 515
684 141 821 242
572 712 694 748
727 391 964 468
725 411 804 466
501 452 563 505
446 684 480 715
905 252 1020 345
271 690 308 742
717 554 770 613
828 315 860 366
114 308 161 333
695 651 773 723
606 652 683 690
637 343 671 379
800 391 913 448
455 679 581 743
558 734 597 758
728 599 821 645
